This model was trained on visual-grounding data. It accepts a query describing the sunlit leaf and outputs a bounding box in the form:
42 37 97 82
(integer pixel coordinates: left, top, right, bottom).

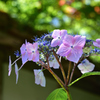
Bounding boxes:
46 88 68 100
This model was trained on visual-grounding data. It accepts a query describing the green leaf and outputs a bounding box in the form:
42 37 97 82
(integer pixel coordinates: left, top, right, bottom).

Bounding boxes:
69 72 100 87
46 88 68 100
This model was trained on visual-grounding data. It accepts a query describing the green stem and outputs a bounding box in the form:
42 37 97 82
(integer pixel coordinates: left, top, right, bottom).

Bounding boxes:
53 50 67 83
48 68 71 100
47 54 71 100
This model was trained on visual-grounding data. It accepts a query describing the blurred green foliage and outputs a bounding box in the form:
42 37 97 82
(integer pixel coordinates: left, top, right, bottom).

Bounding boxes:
0 0 100 61
0 0 100 38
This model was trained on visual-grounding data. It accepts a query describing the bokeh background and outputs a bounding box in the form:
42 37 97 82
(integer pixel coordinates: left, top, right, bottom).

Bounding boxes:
0 0 100 100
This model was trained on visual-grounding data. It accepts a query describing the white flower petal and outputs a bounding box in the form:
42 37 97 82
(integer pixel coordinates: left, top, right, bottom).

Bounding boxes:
49 57 59 69
77 59 95 74
8 56 12 76
34 69 46 87
15 63 19 84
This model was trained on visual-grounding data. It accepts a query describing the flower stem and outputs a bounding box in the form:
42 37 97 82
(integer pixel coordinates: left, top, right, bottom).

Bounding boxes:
46 55 65 86
53 50 67 83
47 54 71 100
69 63 76 84
48 68 71 100
66 61 71 85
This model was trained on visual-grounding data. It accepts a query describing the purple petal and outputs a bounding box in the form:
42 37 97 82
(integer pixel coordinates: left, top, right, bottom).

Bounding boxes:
32 50 39 62
63 35 74 46
20 44 26 55
8 56 12 76
74 35 86 48
21 52 28 64
51 38 62 47
96 39 100 43
32 42 38 50
66 46 83 63
15 63 19 84
26 42 38 53
60 30 67 38
56 44 71 56
26 42 33 53
93 39 100 48
28 50 39 62
52 29 61 38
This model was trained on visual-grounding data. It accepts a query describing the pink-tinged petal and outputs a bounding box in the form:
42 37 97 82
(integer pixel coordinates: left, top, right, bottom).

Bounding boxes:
27 50 39 62
96 39 100 43
93 39 100 48
26 42 38 52
66 46 83 63
32 50 39 62
49 57 59 69
51 38 62 47
60 30 67 38
26 42 33 53
8 56 12 76
63 35 74 46
34 69 46 87
93 41 100 48
56 44 71 56
74 35 86 48
77 59 95 74
52 29 61 38
21 53 28 64
32 42 38 50
15 63 19 84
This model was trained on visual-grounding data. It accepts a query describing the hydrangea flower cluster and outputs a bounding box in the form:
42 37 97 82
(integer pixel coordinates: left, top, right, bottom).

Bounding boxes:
8 29 100 88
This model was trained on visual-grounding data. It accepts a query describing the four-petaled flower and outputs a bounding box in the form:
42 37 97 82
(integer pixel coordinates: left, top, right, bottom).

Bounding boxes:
57 35 86 63
26 42 39 62
51 29 67 47
77 59 95 74
93 39 100 48
34 69 46 87
20 41 39 64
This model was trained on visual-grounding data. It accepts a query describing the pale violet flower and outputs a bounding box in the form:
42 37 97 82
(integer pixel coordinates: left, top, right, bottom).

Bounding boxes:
8 56 12 76
57 35 86 63
51 29 67 47
26 42 39 62
93 39 100 48
34 69 46 87
20 41 39 64
15 63 19 84
49 57 59 69
77 59 95 74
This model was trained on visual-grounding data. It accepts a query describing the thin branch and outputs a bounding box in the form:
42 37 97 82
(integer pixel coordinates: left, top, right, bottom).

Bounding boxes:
68 63 77 85
53 50 67 84
66 61 72 86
